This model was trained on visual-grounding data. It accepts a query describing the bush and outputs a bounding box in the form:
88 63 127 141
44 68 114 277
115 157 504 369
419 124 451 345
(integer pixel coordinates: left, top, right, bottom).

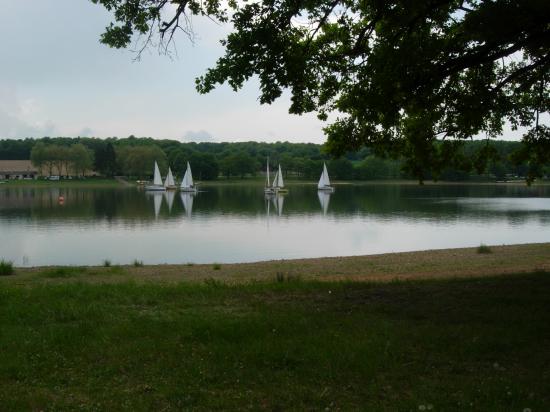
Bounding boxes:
103 259 112 267
477 244 492 254
0 260 14 276
133 259 144 267
212 263 221 270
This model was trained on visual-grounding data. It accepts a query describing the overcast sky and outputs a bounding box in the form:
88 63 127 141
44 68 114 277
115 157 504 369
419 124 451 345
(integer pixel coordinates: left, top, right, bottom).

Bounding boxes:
0 0 325 143
1 0 534 144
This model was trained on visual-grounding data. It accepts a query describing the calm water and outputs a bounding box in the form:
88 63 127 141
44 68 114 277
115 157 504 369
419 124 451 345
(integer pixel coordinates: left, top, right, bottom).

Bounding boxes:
1 183 549 267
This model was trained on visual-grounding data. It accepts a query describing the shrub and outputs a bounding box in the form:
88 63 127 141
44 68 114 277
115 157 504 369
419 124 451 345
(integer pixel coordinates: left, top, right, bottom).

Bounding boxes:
0 260 14 276
212 263 221 270
103 259 112 267
477 244 492 254
133 259 144 267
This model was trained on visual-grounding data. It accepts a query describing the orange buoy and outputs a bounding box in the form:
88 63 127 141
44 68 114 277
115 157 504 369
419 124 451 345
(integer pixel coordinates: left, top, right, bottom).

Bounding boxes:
58 195 65 205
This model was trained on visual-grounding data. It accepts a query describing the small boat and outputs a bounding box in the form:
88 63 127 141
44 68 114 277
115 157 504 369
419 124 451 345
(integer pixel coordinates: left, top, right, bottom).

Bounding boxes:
264 158 275 194
164 167 177 190
145 161 166 191
272 164 288 193
317 162 334 191
180 162 197 193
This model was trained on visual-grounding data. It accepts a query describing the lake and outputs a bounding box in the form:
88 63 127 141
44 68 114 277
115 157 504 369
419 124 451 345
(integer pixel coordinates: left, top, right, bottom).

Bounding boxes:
1 183 549 267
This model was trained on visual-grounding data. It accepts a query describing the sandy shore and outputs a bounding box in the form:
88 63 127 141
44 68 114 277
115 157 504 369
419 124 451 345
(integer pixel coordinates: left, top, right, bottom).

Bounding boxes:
4 242 549 285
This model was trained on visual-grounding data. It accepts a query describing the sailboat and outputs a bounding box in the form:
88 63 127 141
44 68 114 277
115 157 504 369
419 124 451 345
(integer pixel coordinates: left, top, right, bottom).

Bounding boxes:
264 158 275 194
317 162 334 191
180 162 197 193
145 161 166 191
164 167 177 190
272 164 288 193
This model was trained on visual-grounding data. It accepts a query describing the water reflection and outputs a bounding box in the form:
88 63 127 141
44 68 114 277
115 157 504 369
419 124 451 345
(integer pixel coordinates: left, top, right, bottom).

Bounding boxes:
318 191 331 216
1 183 549 266
180 192 194 218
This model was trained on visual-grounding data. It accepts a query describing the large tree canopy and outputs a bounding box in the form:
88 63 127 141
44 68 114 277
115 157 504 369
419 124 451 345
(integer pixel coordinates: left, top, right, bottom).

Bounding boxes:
92 0 549 182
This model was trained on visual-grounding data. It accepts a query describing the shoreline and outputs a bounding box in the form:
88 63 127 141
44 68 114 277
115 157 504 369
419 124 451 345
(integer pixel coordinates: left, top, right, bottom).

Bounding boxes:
5 242 549 284
2 177 549 188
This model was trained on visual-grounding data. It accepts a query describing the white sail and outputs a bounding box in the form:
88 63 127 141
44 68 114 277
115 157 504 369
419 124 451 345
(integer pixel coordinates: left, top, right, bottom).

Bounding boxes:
153 161 162 186
164 167 175 188
276 164 284 188
266 159 270 187
318 163 331 188
186 162 194 187
181 162 194 189
164 190 175 212
318 191 330 215
272 170 279 188
323 163 331 186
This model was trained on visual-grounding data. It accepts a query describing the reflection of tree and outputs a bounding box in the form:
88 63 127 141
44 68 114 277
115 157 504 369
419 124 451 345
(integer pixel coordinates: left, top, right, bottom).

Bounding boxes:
0 185 549 226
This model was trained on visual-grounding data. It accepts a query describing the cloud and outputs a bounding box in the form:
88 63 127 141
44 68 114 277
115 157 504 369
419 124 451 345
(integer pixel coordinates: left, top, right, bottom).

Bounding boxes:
0 84 57 138
183 129 215 142
78 127 94 137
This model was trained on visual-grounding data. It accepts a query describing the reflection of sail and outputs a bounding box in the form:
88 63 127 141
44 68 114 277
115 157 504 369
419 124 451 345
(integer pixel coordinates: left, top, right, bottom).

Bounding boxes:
318 190 331 215
164 190 175 213
273 194 284 216
152 193 163 218
180 192 194 217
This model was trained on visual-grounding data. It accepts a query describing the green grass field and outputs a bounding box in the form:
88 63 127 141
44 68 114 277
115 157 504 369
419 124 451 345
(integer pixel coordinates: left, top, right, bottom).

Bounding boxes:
1 272 549 411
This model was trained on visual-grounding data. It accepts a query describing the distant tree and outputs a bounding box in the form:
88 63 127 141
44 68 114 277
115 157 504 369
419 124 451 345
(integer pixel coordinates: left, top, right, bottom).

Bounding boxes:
94 142 117 177
30 142 47 175
328 158 354 180
190 152 219 180
69 144 95 177
116 145 167 178
219 151 258 178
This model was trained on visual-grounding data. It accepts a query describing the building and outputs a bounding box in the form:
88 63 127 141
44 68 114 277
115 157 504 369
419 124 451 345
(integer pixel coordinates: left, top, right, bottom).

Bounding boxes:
0 160 39 180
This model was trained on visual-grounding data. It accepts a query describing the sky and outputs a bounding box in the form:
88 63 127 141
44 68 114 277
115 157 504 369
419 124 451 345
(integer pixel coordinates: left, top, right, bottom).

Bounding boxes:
0 1 537 144
0 0 325 143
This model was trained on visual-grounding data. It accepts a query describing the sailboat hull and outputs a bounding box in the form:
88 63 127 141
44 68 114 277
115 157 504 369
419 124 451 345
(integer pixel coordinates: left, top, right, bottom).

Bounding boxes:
318 186 334 192
164 185 178 191
145 185 166 191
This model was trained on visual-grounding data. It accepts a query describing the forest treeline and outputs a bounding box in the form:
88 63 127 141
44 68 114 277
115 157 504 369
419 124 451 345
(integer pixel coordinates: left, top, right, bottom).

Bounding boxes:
0 136 548 181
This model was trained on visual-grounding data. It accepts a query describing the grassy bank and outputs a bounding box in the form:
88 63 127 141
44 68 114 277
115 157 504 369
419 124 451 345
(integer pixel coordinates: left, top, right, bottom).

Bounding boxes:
0 272 549 410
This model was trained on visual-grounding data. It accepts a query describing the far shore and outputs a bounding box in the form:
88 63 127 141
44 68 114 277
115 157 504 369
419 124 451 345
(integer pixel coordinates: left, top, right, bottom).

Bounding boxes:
5 242 549 285
2 176 549 188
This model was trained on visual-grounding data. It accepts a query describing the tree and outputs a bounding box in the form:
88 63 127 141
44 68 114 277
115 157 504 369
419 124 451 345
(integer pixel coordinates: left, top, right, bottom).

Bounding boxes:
116 145 167 178
69 144 95 177
94 142 117 177
30 142 47 176
92 0 549 182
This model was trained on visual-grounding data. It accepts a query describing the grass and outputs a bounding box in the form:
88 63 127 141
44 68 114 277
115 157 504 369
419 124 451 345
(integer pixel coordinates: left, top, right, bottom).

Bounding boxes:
41 266 88 278
0 271 549 410
0 260 14 276
477 243 493 254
